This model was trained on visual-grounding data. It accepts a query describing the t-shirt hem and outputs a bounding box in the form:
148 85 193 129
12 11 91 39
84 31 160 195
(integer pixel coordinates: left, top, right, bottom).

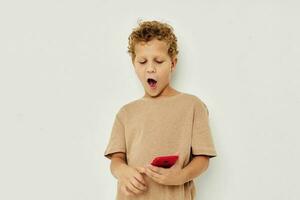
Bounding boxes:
104 148 126 159
192 149 217 158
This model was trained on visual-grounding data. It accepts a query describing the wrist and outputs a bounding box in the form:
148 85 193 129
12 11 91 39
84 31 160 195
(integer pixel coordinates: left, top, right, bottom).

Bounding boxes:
115 163 129 179
112 161 128 179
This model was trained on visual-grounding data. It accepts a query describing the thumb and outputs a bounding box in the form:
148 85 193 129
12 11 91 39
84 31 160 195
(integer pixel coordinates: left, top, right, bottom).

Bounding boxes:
171 157 180 169
136 166 146 174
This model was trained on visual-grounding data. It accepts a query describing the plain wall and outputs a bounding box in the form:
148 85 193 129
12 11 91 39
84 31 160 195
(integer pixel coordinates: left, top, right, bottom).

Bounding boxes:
0 0 299 199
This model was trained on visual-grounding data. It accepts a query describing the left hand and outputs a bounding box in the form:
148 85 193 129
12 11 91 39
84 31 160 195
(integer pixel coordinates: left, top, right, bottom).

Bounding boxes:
140 162 185 186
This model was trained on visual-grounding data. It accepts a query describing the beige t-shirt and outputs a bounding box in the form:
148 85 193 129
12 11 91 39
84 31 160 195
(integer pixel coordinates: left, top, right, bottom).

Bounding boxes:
104 92 217 200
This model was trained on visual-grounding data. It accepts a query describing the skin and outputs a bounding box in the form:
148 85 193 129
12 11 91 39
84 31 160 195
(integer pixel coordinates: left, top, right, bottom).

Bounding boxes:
109 153 148 197
132 38 180 98
110 38 211 197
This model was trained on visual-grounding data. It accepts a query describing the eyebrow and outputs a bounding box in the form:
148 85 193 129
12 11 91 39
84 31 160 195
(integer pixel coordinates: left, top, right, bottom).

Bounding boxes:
137 56 164 59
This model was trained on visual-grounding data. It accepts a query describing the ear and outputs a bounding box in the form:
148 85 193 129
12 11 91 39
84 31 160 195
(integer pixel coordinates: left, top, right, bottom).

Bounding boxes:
131 55 136 65
171 57 177 71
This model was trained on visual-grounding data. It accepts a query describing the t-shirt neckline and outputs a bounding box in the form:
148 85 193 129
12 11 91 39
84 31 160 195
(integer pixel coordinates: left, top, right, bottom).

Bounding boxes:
141 92 184 101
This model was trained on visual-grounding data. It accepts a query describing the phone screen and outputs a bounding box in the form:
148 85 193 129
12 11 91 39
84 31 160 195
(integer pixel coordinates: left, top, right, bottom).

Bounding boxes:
151 155 179 168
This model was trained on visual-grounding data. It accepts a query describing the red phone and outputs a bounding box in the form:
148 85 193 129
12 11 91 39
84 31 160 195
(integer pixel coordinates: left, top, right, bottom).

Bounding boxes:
151 155 179 168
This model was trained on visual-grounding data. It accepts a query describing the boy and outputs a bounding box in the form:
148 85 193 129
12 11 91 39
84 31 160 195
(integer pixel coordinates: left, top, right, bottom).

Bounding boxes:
104 20 217 200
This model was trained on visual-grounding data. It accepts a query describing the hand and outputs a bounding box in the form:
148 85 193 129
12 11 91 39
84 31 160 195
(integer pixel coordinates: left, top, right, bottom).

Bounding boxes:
143 162 185 186
117 165 148 197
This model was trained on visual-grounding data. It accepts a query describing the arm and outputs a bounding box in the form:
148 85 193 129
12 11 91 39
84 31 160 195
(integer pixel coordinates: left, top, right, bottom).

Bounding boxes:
109 152 128 179
180 155 210 183
109 152 148 196
144 154 210 186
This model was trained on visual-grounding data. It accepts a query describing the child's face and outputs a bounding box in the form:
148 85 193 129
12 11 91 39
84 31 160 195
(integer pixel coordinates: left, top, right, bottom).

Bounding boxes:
133 38 177 97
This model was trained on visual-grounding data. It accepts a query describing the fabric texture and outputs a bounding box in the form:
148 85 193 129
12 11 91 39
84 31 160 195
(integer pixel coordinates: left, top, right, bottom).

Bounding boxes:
104 92 217 200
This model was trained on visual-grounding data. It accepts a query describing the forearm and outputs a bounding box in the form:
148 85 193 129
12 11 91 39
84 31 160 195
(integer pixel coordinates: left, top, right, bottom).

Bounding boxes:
110 156 128 179
180 155 209 184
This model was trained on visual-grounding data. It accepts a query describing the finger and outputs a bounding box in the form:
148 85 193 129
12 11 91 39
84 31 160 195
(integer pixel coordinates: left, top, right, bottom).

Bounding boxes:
152 175 164 184
121 185 135 197
146 167 164 179
149 165 167 175
131 178 144 192
134 172 147 186
170 160 179 169
172 152 180 164
136 167 146 174
148 165 163 174
132 177 147 191
145 170 164 184
128 179 144 194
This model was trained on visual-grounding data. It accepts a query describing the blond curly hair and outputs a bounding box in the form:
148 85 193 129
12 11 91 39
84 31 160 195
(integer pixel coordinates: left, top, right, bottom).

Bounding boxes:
127 19 179 63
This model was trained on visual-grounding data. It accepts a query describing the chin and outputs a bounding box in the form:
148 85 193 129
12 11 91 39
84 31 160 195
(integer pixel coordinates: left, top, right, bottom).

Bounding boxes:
149 91 162 97
145 89 160 97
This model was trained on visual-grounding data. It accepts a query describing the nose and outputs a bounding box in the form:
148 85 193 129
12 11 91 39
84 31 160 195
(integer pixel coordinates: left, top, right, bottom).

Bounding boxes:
146 62 156 73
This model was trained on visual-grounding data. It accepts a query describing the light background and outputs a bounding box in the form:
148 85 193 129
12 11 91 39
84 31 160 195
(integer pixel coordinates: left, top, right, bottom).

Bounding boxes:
0 0 299 200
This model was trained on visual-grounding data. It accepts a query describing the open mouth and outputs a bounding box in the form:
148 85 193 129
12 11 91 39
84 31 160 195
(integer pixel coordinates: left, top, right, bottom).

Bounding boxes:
147 78 157 88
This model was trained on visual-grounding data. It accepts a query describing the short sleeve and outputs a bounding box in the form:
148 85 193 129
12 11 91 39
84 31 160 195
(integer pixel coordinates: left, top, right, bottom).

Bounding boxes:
104 108 126 160
191 99 217 158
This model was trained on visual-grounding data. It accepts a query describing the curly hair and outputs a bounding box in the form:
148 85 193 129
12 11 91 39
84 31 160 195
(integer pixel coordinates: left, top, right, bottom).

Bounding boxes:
127 19 179 63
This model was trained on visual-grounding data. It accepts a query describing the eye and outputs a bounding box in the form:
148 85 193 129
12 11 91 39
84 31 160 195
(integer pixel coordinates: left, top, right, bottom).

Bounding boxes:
138 60 163 65
138 60 147 64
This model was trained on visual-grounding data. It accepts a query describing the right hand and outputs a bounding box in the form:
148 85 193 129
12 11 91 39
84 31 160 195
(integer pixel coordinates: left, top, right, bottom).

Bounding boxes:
117 165 148 197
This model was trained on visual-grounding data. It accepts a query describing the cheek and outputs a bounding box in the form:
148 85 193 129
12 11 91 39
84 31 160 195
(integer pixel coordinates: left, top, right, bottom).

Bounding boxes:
160 68 171 79
135 70 146 82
